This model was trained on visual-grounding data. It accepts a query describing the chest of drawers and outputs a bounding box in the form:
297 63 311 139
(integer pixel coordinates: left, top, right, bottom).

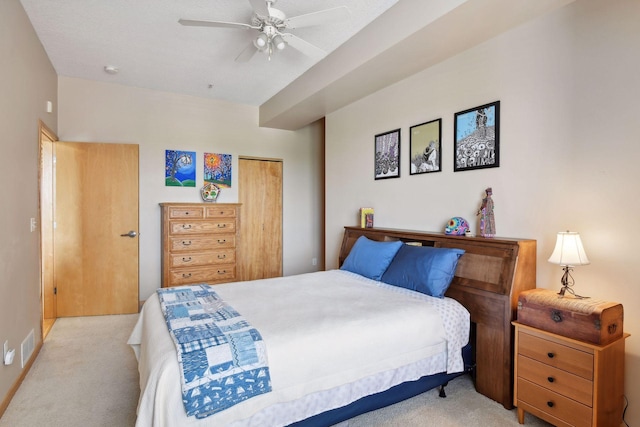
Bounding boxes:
513 322 628 427
160 203 240 288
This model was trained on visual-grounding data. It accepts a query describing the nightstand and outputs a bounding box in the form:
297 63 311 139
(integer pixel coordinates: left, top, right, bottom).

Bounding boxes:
513 322 628 427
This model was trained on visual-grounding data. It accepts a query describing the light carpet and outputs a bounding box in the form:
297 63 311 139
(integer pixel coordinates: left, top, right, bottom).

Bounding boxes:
0 314 551 426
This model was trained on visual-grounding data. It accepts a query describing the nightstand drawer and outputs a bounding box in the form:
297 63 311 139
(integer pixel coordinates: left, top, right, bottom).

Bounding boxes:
517 354 592 406
168 207 205 219
517 378 592 427
518 330 593 380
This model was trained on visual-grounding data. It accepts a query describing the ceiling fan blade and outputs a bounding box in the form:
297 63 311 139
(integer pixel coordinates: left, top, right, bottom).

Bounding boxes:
235 42 258 62
285 6 350 29
248 0 270 17
178 18 258 30
282 34 327 60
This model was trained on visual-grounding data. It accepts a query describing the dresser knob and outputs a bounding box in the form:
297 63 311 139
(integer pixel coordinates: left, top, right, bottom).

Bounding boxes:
217 239 226 244
182 241 192 246
547 352 555 358
547 376 555 383
218 254 226 259
217 270 226 274
217 224 227 228
547 401 554 408
182 224 192 229
182 273 192 278
182 257 192 262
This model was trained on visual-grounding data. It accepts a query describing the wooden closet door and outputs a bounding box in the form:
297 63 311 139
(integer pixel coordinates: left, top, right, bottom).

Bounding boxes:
238 157 283 281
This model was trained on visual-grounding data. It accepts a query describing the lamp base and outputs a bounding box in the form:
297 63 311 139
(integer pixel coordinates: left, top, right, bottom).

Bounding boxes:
557 266 589 299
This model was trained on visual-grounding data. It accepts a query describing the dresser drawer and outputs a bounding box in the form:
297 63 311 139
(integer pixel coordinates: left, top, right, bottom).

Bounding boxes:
205 206 237 218
167 207 205 219
517 378 592 427
169 220 236 235
169 249 235 268
168 265 236 286
518 330 593 380
169 235 236 252
517 354 592 406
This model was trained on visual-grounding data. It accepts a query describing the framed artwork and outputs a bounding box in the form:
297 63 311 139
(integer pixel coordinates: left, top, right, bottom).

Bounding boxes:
454 101 500 172
165 150 196 187
374 128 401 180
204 153 232 188
410 118 442 175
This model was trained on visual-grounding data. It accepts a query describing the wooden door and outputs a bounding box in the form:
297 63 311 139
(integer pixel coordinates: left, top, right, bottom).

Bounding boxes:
54 142 139 316
238 157 283 281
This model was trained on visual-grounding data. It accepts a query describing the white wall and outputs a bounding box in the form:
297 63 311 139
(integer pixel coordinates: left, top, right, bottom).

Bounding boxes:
326 0 639 424
57 77 325 300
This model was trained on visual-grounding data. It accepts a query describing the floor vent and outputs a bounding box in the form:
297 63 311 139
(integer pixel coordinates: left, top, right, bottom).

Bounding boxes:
21 329 35 368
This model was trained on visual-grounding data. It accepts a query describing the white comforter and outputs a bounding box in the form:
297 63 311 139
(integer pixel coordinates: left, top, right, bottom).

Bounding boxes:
128 270 469 427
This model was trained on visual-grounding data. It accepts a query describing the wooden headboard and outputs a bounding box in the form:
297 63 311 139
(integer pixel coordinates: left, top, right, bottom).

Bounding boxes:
339 226 536 409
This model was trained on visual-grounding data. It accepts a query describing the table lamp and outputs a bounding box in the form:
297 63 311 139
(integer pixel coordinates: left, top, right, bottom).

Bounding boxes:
548 231 590 298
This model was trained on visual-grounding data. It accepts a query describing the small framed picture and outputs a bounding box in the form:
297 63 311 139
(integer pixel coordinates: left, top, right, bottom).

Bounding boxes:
454 101 500 172
374 128 401 180
410 118 442 175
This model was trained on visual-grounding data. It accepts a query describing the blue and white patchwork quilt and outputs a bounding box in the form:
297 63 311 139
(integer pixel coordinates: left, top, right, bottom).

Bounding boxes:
156 285 271 419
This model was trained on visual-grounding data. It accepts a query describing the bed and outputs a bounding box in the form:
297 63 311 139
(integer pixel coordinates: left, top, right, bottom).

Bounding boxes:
128 226 536 426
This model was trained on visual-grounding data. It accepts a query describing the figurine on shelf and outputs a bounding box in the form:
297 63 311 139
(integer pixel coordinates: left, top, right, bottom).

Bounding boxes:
477 187 495 238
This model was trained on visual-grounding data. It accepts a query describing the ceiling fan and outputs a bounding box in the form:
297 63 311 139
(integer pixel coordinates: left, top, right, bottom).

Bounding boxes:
179 0 351 62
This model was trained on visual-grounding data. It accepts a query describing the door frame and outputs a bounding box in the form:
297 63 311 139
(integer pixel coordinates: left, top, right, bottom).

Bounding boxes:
38 120 57 339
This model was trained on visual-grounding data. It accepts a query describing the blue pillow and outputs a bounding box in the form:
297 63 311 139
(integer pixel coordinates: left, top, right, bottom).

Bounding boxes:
381 244 465 298
340 236 403 280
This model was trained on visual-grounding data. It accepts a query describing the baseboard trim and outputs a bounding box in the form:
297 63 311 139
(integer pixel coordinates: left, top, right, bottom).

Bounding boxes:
0 340 43 418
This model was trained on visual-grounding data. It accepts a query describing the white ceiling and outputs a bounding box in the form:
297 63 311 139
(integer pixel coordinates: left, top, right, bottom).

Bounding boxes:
20 0 575 130
19 0 398 106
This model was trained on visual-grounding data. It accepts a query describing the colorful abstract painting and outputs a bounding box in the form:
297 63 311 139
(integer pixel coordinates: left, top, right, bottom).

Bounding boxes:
204 153 232 188
165 150 196 187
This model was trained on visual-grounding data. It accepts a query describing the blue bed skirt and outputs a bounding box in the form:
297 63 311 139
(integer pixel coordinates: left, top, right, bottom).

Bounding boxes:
289 343 474 427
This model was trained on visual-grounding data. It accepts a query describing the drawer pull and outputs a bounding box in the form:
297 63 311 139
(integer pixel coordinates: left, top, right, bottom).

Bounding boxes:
217 224 227 228
182 224 192 229
182 241 192 246
217 254 226 259
547 376 555 383
182 257 192 262
217 270 227 274
551 310 563 323
217 239 227 244
546 401 554 408
182 273 192 278
547 352 555 359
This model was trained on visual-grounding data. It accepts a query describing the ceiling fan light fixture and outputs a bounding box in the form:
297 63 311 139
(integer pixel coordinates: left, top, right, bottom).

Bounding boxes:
254 32 268 49
272 34 286 50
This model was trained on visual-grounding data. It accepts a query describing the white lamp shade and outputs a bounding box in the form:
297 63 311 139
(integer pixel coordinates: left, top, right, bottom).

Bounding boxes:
548 231 590 266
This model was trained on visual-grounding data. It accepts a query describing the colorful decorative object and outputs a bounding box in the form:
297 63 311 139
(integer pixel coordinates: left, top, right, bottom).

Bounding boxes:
454 101 500 172
200 182 221 202
204 153 232 188
477 187 496 238
445 217 470 235
165 150 196 187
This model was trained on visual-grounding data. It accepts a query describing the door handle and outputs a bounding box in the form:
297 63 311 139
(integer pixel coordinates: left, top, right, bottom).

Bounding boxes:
120 230 138 238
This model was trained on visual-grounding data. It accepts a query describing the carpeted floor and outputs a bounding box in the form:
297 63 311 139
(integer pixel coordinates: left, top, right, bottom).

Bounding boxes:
0 315 551 427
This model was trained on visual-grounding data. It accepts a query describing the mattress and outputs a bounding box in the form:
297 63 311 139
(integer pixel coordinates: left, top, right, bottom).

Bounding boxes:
128 270 470 426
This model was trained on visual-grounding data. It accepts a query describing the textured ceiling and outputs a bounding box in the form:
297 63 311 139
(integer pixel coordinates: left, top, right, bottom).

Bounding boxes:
20 0 398 106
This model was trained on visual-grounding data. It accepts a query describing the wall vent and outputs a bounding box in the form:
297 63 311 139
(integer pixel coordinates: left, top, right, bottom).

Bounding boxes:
21 329 35 368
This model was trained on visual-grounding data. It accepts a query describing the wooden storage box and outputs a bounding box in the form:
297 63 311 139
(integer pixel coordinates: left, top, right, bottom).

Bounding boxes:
517 288 623 345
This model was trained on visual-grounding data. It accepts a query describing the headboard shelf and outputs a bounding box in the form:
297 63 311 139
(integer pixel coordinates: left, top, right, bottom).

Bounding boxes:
339 226 537 409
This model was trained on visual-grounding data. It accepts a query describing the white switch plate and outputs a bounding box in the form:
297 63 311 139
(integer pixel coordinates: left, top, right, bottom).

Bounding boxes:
30 218 37 232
